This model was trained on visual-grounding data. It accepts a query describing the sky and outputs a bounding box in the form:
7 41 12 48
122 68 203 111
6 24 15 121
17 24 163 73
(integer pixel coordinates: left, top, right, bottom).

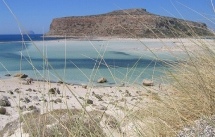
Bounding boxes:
0 0 215 34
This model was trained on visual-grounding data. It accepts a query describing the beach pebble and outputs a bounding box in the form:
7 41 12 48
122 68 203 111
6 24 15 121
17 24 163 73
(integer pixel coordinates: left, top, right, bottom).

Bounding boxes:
97 77 107 83
26 88 32 92
55 98 62 103
142 79 154 86
27 105 37 111
92 92 103 101
124 90 131 97
0 107 6 115
81 84 87 89
86 99 93 104
0 95 11 107
14 88 21 93
7 90 13 94
96 105 107 110
24 97 31 103
48 88 60 94
19 105 27 111
32 96 39 101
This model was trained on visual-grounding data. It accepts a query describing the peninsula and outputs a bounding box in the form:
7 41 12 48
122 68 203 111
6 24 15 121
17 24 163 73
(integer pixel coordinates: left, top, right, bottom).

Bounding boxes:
46 8 212 38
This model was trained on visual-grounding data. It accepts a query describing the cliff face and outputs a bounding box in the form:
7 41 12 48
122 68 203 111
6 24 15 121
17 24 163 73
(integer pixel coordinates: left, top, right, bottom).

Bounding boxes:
47 9 212 38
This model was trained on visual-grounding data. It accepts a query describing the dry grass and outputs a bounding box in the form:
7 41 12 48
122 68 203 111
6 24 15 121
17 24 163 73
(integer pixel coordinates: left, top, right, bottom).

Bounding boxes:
1 1 215 137
21 109 120 137
123 38 215 136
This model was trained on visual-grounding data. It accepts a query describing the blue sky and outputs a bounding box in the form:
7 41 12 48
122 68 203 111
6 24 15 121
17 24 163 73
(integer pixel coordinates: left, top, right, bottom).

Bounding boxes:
0 0 214 34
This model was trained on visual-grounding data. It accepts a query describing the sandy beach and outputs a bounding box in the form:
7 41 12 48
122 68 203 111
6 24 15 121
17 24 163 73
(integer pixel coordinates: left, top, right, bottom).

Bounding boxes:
0 74 166 137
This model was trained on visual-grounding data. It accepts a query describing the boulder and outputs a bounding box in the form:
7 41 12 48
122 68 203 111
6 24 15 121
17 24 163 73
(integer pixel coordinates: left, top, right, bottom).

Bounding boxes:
0 95 11 106
20 74 28 78
14 73 28 78
142 79 154 86
48 88 60 94
86 99 93 104
97 77 107 83
5 74 11 77
0 107 6 115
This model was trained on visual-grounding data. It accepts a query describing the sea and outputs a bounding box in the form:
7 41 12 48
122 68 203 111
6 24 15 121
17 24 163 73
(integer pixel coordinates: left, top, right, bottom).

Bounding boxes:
0 34 181 86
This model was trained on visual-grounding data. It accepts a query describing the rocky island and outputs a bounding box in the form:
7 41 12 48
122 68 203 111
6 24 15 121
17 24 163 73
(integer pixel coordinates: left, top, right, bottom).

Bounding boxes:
46 8 212 38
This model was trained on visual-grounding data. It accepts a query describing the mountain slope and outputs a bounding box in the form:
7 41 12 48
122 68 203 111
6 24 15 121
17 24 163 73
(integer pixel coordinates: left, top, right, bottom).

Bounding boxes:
46 8 212 38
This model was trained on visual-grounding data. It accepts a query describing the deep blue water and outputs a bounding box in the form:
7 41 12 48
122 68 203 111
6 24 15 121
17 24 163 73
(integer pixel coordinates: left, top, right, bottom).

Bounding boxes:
0 34 63 42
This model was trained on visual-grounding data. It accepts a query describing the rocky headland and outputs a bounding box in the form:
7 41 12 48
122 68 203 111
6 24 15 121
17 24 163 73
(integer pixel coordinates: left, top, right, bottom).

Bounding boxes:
46 8 212 38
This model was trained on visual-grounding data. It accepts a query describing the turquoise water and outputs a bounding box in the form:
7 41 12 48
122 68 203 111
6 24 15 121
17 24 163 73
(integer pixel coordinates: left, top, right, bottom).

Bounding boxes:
0 38 181 85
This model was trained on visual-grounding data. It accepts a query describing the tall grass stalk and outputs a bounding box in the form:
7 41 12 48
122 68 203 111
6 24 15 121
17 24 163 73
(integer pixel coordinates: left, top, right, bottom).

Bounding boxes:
1 1 215 137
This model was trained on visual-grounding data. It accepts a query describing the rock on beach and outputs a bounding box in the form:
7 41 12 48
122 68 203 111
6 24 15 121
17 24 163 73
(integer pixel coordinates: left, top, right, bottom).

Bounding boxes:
0 95 11 107
142 79 154 86
97 77 107 83
14 73 28 78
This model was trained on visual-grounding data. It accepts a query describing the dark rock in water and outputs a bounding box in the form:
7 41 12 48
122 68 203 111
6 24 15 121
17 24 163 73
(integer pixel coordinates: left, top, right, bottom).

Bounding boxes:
0 95 11 106
86 99 93 104
97 77 107 83
0 107 6 115
142 79 154 86
5 74 11 77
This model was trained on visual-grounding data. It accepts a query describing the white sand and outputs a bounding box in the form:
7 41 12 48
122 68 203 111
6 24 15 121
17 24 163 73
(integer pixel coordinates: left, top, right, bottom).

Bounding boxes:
0 76 164 136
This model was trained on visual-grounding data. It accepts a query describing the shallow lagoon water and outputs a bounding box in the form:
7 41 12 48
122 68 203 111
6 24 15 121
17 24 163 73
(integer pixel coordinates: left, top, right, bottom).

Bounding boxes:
0 38 181 85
